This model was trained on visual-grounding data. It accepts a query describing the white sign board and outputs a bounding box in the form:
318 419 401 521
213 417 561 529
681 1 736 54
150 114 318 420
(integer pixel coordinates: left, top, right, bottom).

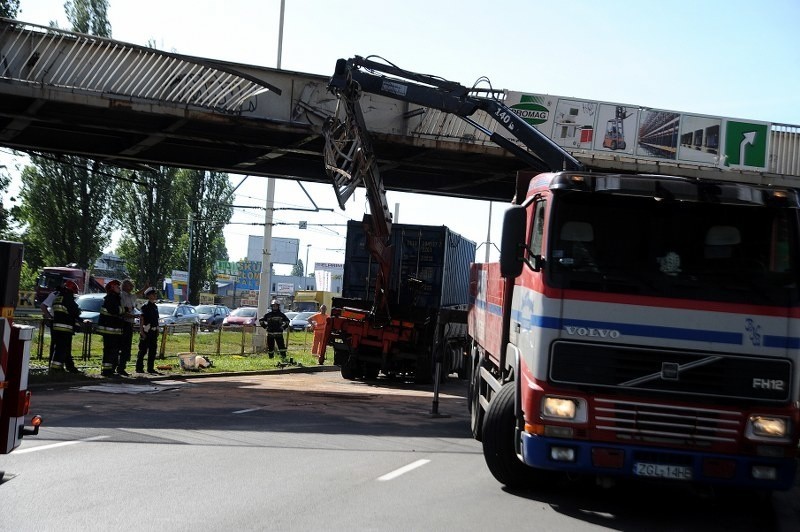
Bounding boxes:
247 236 300 265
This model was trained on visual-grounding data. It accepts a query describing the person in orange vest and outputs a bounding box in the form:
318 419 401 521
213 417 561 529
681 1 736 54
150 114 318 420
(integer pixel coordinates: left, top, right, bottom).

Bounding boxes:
308 304 328 365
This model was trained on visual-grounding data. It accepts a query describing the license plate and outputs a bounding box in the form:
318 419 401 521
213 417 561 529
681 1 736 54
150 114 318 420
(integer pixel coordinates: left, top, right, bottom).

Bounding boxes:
633 462 693 480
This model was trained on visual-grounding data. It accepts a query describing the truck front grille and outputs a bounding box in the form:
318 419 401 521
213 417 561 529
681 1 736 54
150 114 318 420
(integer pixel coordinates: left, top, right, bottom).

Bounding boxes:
549 341 792 403
593 398 743 445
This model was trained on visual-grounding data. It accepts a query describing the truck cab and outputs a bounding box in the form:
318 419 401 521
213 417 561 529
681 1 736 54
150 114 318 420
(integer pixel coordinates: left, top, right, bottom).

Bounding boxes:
469 171 800 490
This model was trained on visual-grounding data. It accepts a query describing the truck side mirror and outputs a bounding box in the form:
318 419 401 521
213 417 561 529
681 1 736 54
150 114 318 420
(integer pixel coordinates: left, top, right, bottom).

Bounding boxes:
500 206 527 278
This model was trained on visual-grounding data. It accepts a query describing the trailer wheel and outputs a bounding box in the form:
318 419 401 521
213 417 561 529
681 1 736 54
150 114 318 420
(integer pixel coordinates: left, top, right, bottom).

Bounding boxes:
468 356 484 441
482 382 537 489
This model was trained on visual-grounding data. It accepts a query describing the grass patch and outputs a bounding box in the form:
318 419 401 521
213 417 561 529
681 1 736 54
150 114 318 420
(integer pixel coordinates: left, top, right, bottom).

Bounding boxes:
28 328 330 384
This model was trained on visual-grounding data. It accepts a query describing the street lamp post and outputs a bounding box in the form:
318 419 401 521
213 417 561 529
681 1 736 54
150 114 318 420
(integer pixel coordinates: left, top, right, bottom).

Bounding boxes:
305 244 311 280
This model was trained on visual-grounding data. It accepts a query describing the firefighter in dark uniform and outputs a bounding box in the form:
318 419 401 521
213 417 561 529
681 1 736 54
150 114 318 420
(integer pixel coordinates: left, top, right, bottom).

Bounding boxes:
259 300 290 359
135 287 160 374
49 280 82 373
96 279 125 377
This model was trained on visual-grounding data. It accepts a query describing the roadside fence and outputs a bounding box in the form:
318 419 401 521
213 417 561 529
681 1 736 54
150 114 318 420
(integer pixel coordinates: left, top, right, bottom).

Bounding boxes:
11 316 316 364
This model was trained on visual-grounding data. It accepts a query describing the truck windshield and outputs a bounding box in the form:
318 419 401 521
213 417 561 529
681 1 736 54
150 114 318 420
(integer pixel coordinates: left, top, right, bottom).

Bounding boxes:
37 273 64 290
547 190 800 306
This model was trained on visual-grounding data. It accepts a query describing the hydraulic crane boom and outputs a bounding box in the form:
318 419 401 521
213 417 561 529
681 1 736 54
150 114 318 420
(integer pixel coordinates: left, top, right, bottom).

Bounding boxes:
322 55 583 318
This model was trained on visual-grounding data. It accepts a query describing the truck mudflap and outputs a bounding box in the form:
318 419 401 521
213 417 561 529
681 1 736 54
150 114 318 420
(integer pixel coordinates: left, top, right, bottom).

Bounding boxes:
518 432 797 490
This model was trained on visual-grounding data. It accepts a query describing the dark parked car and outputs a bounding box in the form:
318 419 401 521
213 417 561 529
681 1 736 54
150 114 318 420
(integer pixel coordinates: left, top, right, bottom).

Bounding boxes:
157 303 199 327
195 304 230 330
222 307 259 328
289 311 316 332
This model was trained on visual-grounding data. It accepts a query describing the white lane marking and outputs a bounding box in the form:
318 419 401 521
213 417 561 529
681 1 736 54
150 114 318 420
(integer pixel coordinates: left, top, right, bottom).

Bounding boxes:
232 407 264 414
14 435 109 454
377 459 431 481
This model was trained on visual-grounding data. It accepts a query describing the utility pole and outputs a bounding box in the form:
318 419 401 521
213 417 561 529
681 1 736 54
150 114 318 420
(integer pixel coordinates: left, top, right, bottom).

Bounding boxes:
255 0 285 349
187 212 193 302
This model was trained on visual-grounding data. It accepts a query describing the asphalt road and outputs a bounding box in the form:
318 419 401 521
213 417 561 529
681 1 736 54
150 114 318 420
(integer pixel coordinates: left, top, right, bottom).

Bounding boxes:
2 369 799 531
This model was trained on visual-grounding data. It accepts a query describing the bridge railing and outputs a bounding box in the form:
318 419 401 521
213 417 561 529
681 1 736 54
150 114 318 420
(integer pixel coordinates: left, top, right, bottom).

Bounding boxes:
770 124 800 177
0 17 278 114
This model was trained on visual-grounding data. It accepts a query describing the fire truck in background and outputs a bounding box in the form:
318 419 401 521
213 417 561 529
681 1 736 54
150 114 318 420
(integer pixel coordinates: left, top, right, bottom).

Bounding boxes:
1 241 42 474
33 264 105 306
322 56 800 491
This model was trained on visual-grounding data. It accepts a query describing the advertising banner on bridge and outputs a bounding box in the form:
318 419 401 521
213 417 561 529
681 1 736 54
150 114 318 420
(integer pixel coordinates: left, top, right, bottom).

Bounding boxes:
505 92 770 171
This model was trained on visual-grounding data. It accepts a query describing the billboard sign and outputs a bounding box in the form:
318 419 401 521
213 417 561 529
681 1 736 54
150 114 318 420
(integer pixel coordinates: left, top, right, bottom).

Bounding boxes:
505 92 770 171
247 236 299 265
234 261 261 291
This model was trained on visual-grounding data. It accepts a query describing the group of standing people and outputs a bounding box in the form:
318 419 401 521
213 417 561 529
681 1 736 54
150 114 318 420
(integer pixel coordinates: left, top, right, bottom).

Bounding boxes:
96 279 161 377
42 278 161 377
45 284 332 374
258 300 328 364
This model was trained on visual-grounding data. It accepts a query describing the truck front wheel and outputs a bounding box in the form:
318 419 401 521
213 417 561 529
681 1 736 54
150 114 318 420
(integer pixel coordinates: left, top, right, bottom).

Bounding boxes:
482 382 538 489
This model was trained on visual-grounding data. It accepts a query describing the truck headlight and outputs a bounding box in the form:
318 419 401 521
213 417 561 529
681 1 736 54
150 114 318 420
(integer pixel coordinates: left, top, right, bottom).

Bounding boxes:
747 415 789 440
541 396 587 422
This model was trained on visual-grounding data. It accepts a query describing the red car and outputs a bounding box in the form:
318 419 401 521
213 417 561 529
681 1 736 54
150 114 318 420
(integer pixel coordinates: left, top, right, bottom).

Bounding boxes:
222 307 259 328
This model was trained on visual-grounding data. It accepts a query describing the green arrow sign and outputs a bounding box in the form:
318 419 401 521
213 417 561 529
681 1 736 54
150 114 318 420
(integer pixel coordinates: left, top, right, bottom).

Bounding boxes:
724 121 768 168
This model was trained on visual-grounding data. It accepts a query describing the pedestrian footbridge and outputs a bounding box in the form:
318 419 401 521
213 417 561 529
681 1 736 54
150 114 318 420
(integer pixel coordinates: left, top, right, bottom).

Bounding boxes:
1 17 798 203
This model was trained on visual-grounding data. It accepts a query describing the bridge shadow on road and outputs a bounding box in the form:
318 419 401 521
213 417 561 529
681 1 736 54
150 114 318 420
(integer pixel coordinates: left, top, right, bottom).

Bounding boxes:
27 372 475 444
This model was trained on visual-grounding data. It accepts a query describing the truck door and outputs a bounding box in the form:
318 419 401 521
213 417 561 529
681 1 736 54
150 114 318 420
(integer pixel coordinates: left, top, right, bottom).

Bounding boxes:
511 198 548 358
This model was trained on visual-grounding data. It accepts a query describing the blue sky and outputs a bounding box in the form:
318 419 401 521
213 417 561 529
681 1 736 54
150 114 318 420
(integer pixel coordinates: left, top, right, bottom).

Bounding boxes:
3 0 799 270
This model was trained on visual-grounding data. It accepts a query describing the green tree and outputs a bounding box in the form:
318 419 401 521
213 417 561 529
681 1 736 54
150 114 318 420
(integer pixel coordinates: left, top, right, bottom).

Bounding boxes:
177 169 233 304
0 165 11 239
16 155 116 268
18 261 38 291
65 0 111 37
115 166 187 289
291 259 304 277
0 0 20 18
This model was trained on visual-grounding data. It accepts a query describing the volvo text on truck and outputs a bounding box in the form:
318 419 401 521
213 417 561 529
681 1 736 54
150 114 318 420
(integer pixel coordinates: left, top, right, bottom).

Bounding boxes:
321 55 800 491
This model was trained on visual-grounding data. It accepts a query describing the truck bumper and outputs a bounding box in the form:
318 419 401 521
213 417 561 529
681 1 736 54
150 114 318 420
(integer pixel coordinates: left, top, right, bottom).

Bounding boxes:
520 432 797 490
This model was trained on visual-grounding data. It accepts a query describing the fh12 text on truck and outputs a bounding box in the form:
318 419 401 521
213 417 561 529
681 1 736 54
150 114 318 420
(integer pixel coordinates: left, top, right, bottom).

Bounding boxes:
321 56 800 492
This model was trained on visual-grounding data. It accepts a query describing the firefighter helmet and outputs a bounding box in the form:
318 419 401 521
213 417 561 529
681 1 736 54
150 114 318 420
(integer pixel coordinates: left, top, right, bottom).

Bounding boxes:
270 299 280 308
63 280 79 294
105 279 121 292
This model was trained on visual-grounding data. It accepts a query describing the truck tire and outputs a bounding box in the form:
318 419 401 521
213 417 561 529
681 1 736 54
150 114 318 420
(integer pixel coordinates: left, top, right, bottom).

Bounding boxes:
468 356 484 441
340 359 358 380
482 381 537 489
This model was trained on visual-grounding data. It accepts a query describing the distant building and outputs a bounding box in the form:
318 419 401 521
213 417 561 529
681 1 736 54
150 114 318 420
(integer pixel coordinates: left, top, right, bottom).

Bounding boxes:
91 253 128 284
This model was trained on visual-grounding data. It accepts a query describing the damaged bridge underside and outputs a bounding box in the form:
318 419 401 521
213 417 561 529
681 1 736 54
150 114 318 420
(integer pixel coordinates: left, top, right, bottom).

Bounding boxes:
0 83 527 202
